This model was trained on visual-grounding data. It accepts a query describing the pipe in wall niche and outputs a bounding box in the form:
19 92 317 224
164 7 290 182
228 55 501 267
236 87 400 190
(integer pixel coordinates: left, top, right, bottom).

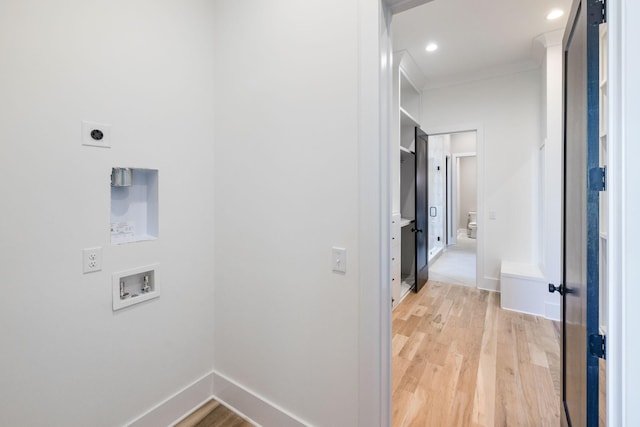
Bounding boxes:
111 168 132 187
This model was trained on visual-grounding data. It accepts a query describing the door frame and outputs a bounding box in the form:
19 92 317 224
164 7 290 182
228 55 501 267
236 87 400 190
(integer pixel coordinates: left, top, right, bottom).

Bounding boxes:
360 1 637 426
605 0 640 424
451 151 477 246
356 2 392 426
445 154 452 245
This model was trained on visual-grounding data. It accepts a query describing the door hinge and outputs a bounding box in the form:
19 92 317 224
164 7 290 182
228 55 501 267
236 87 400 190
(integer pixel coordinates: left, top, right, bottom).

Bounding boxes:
600 0 607 24
589 166 606 191
589 333 606 359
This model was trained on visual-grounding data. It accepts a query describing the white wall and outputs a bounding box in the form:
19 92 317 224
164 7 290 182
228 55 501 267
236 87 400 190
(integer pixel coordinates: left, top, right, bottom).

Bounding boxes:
537 32 563 319
213 1 360 425
450 131 477 154
458 156 477 230
0 1 217 426
422 70 541 284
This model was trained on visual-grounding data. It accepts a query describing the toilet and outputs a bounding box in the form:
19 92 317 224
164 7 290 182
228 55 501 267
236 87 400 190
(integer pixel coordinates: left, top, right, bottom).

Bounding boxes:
467 211 477 239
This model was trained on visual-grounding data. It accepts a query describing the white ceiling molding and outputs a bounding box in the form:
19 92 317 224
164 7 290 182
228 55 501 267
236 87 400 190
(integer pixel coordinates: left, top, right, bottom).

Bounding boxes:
422 60 540 91
384 0 433 15
532 29 565 65
394 50 427 90
534 29 565 48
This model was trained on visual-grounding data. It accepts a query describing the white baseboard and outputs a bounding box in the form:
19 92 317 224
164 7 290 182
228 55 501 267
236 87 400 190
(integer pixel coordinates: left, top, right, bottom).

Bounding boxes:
125 370 306 427
478 276 499 292
127 372 214 427
211 371 307 427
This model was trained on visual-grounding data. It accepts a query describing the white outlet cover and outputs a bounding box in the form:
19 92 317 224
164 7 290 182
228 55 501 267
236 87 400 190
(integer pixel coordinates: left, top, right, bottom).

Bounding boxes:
82 121 111 148
83 246 102 274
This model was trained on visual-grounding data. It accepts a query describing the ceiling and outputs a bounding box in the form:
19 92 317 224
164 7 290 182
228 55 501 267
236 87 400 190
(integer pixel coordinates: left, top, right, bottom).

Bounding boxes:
391 0 571 89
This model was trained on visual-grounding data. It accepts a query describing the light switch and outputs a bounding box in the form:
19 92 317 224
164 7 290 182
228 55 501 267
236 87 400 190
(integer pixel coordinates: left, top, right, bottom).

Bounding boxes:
489 211 497 220
332 247 347 274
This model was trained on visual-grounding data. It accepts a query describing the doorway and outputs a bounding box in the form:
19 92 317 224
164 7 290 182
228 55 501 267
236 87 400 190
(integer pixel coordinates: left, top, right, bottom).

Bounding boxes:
365 1 635 426
427 131 477 288
385 0 567 424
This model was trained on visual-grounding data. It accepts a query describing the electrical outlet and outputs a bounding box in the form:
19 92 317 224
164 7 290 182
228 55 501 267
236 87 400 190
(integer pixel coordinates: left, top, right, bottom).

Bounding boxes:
83 247 102 273
81 121 111 148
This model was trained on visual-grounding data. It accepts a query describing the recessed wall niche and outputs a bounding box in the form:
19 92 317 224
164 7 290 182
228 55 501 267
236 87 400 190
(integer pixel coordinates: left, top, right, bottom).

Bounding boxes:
110 168 158 244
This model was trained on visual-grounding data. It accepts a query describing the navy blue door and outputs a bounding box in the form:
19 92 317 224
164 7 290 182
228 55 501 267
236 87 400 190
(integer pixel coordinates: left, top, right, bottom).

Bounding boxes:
561 0 603 425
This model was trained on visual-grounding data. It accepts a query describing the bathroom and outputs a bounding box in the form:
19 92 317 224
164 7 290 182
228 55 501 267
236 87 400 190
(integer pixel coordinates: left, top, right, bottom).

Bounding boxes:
427 130 477 287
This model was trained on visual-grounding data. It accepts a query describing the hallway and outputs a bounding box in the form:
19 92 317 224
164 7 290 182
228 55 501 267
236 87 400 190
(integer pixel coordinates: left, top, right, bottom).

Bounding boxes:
428 232 477 287
392 281 560 426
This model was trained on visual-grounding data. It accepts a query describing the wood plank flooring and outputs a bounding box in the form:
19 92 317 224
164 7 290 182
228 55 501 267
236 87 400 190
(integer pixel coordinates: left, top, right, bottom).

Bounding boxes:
176 400 253 427
392 281 561 427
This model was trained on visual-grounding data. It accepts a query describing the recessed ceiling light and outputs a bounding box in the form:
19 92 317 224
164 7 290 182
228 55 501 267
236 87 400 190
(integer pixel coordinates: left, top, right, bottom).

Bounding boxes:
426 43 438 52
547 9 564 20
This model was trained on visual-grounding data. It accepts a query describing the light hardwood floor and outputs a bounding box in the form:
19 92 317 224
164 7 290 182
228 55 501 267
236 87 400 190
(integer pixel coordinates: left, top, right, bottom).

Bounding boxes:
392 281 561 427
176 400 253 427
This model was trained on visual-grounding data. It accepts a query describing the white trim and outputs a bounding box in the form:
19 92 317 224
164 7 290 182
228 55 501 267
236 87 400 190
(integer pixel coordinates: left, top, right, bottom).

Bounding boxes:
126 372 214 427
534 29 564 49
359 1 390 426
478 276 499 292
124 370 308 427
607 0 622 425
384 0 431 15
211 372 306 427
380 9 393 426
610 0 640 424
422 62 541 91
395 50 427 92
445 154 453 244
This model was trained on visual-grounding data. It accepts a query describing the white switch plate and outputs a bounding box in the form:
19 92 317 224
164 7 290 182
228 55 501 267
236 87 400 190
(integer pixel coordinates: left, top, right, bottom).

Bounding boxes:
83 247 102 273
332 247 347 274
82 121 111 148
489 211 497 220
